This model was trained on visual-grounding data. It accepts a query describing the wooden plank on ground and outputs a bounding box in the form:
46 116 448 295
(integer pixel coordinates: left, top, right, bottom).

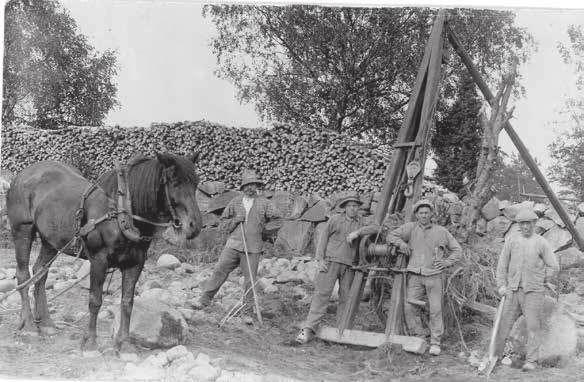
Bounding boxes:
316 326 427 354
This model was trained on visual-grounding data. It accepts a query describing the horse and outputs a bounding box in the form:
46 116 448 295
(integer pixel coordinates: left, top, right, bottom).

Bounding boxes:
6 152 202 354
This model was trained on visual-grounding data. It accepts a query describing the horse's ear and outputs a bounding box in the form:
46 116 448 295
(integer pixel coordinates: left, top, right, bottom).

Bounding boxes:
155 152 175 168
189 152 199 164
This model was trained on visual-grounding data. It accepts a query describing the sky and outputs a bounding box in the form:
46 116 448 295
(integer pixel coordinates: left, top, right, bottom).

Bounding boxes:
49 1 584 180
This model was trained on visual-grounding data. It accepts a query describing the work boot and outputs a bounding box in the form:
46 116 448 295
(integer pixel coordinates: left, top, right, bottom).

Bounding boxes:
191 295 211 310
522 361 537 372
428 344 441 356
295 328 315 344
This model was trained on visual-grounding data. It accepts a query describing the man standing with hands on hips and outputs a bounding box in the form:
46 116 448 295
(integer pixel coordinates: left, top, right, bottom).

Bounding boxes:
193 169 281 324
387 199 462 356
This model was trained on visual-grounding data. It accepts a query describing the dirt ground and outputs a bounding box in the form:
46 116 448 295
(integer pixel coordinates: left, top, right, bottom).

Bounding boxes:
1 245 584 382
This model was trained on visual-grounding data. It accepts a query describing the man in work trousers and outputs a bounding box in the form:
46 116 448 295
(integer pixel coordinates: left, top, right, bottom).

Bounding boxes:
494 208 559 371
295 192 377 344
387 199 462 355
193 169 282 324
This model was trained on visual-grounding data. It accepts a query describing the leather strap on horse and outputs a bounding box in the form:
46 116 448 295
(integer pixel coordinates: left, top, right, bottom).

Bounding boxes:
115 162 143 242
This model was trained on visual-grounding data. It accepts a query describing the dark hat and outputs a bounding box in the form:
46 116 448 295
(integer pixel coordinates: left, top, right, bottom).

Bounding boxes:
240 169 264 190
335 191 363 209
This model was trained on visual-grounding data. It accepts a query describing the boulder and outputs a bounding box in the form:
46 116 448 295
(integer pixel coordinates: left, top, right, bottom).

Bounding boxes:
271 191 295 217
195 189 212 213
481 197 501 221
123 362 165 381
289 195 309 219
165 345 190 362
263 219 286 241
510 296 577 362
498 199 512 211
157 254 181 270
276 270 303 283
536 218 556 234
503 201 534 221
111 298 188 349
486 216 512 237
545 208 575 228
534 203 548 216
578 203 584 215
475 218 487 235
576 217 584 241
198 181 226 197
557 247 584 269
0 279 16 293
275 221 314 254
300 200 331 223
140 288 188 308
543 226 573 252
206 190 240 213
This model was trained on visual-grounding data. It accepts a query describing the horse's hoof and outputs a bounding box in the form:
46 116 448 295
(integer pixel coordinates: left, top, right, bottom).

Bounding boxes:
39 325 57 336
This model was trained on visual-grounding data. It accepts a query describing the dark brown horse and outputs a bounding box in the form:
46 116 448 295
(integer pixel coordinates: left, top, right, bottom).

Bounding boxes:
6 152 202 354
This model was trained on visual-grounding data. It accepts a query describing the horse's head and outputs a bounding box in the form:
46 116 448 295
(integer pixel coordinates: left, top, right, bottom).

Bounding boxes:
155 152 203 242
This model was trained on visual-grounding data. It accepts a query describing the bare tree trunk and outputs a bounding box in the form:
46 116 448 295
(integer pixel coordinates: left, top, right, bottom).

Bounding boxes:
462 65 517 236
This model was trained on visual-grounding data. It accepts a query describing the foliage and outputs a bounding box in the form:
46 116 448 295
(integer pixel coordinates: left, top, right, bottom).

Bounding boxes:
432 73 482 193
203 5 532 143
493 152 542 202
550 25 584 198
3 0 119 129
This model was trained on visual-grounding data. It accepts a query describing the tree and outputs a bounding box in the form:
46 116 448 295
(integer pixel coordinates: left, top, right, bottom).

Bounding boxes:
3 0 118 129
203 6 532 142
461 65 517 232
432 73 482 193
549 25 584 198
492 152 542 202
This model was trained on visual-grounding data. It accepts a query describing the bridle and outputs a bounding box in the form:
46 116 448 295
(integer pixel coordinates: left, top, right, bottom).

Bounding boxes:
78 163 183 243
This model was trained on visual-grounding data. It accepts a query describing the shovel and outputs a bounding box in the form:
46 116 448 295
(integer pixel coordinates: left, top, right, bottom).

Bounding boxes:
481 295 506 376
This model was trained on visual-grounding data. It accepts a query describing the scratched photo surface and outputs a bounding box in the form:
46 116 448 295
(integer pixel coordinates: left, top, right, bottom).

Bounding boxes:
2 1 584 381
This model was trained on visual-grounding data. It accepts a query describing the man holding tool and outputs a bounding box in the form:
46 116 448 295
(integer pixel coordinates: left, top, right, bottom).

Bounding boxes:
295 191 379 344
193 169 281 324
492 208 559 372
386 199 462 356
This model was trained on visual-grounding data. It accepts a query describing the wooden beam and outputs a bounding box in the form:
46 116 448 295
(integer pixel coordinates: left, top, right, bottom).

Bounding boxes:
520 192 580 203
446 24 584 252
316 326 428 354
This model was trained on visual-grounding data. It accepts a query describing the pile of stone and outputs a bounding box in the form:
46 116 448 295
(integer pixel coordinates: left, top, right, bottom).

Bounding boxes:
478 197 584 268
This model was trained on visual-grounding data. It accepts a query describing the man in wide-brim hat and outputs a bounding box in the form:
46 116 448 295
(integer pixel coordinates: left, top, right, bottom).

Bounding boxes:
386 198 462 356
194 169 281 324
493 208 559 371
296 191 381 344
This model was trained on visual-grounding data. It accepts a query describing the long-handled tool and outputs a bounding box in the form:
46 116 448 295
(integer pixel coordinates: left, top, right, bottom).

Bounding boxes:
482 295 506 376
240 224 263 325
218 278 262 328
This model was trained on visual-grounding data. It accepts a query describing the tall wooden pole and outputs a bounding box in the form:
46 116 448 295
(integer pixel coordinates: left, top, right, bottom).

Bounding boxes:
446 24 584 251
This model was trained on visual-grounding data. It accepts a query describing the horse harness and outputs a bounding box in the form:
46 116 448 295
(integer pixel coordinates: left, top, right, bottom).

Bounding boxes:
70 164 179 252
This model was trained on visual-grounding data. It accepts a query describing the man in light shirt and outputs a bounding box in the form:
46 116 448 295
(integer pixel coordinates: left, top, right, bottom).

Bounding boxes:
386 199 462 356
193 169 281 323
494 208 559 371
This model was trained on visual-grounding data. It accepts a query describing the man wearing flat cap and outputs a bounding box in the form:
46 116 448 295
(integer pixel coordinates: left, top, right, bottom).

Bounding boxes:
387 199 462 356
494 208 559 371
295 191 378 344
194 169 282 323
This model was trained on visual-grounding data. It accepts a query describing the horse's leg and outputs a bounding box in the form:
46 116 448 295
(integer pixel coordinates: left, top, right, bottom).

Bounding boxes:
82 253 108 353
33 240 58 336
114 259 144 353
13 222 38 335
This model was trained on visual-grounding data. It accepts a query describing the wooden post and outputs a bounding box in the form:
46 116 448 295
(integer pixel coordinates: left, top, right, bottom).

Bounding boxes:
446 24 584 251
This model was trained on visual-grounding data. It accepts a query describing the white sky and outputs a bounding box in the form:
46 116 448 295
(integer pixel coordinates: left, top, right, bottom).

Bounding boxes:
29 1 584 178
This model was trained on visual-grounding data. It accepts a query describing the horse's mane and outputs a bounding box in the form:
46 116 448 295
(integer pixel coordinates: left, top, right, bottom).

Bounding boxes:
98 153 198 219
